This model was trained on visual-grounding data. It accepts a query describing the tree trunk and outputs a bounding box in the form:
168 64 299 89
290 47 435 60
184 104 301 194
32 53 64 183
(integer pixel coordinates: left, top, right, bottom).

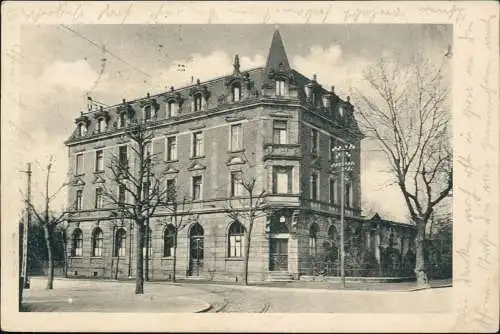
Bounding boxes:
415 221 430 288
43 225 54 290
144 220 149 282
172 231 177 282
62 231 68 278
135 222 145 294
243 220 253 286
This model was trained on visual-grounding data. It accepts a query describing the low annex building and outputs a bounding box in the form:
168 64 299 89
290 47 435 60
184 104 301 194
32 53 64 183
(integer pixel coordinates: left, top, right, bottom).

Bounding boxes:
64 30 416 282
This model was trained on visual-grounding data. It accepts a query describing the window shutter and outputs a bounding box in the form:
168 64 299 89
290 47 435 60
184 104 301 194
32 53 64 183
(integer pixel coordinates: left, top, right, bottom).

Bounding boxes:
287 168 293 193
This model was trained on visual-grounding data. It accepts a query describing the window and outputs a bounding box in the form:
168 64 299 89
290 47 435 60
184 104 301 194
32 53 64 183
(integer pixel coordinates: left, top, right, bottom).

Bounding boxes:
145 141 152 158
309 224 319 256
95 187 103 208
75 153 84 175
144 105 152 121
167 136 177 161
272 166 292 194
75 190 83 211
118 184 126 204
167 101 177 117
192 175 202 200
230 124 242 151
92 228 103 257
345 181 352 208
97 118 106 133
311 173 319 200
230 171 243 197
228 221 245 258
311 129 319 155
330 137 337 160
275 79 286 96
115 228 126 257
163 225 175 257
72 229 83 257
273 120 287 144
166 178 176 202
78 123 87 136
194 94 202 112
232 84 241 102
119 145 127 169
95 150 104 172
118 113 126 128
143 227 152 258
329 178 337 204
192 131 204 157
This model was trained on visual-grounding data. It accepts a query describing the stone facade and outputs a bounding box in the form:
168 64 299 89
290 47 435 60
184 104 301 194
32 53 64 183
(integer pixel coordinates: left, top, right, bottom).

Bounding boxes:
64 30 416 282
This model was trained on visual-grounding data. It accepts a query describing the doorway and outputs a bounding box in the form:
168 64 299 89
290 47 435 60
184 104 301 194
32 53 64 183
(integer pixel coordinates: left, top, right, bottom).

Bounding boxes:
188 223 204 276
269 237 288 271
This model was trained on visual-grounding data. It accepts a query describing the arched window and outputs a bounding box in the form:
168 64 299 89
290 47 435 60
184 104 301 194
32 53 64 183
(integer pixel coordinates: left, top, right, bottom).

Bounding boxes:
328 225 337 243
115 228 126 257
309 223 319 256
143 227 152 257
72 229 83 257
232 83 241 102
228 221 245 258
92 227 103 257
163 225 175 257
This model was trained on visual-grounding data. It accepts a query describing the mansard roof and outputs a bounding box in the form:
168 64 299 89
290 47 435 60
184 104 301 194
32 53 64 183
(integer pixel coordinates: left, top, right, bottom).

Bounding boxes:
67 30 363 144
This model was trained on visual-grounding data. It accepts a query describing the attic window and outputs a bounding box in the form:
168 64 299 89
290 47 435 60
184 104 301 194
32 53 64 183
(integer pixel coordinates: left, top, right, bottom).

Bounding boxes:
275 79 286 97
194 94 202 112
232 84 241 102
167 100 177 117
144 105 152 121
97 118 107 133
118 113 126 128
78 123 87 136
338 106 344 117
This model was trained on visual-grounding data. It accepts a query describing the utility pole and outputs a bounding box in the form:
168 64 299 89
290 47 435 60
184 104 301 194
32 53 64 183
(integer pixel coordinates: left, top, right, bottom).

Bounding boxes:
332 143 355 288
21 162 32 289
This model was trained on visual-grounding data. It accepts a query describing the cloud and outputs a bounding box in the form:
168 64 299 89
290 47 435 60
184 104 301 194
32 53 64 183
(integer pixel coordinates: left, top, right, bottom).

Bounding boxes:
150 50 265 92
292 44 373 100
40 59 110 93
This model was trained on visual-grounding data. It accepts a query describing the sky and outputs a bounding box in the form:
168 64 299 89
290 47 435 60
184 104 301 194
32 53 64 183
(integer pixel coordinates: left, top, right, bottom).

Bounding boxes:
5 24 452 223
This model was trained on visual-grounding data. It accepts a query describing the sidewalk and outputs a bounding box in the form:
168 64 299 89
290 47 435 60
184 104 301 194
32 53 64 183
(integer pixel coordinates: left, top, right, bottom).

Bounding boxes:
22 277 212 313
173 277 453 292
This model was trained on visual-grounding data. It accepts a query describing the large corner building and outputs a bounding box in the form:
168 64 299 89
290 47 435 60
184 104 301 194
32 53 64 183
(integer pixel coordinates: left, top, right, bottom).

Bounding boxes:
64 30 416 282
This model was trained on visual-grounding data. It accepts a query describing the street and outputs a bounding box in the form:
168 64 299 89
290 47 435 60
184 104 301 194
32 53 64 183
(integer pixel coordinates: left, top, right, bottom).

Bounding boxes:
22 277 452 313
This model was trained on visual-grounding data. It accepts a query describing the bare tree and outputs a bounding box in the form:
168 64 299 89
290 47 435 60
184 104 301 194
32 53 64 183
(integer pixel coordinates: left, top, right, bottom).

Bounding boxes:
352 52 452 287
225 174 267 286
102 122 170 294
162 184 196 282
26 161 68 290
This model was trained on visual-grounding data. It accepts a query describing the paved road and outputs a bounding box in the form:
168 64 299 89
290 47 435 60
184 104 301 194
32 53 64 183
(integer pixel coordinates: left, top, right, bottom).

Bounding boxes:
22 277 452 313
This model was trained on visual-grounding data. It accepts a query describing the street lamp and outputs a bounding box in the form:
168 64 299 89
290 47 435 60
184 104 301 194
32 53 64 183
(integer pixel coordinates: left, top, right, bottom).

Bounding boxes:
331 143 356 288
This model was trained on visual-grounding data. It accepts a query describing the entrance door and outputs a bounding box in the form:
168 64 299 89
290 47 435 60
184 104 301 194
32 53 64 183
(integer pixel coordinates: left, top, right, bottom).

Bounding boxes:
269 238 288 271
188 223 204 276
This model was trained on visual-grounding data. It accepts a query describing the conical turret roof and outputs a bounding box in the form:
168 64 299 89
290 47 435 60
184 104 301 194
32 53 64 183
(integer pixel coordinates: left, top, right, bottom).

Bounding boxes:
264 29 291 74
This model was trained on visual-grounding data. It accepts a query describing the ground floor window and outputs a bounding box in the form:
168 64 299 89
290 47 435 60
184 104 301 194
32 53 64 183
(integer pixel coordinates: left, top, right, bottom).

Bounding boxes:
228 221 245 258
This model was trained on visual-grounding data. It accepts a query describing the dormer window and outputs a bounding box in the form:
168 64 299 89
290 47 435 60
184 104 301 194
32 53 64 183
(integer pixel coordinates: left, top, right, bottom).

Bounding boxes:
97 118 107 133
194 94 202 112
167 100 177 117
78 123 87 136
118 113 126 128
338 106 344 117
232 84 241 102
275 79 286 96
144 105 152 121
